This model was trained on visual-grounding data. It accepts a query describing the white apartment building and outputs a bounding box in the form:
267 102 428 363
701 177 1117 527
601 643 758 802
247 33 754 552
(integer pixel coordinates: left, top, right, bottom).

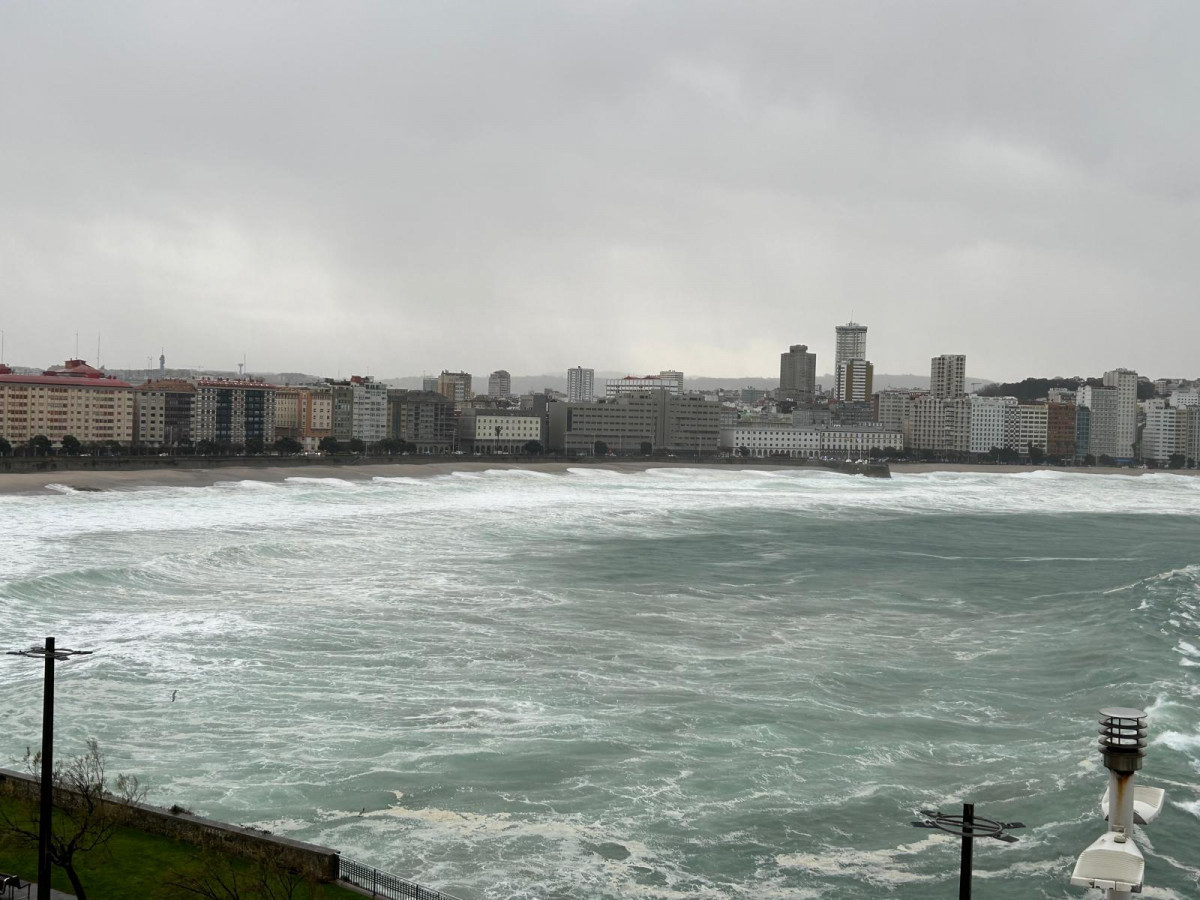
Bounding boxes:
719 425 901 459
0 360 135 446
1169 391 1200 409
969 395 1018 455
1143 406 1178 464
931 355 966 399
1103 368 1138 459
821 426 903 457
567 367 595 402
488 370 512 398
464 413 543 453
1077 384 1120 459
835 322 867 366
1017 404 1049 455
722 425 822 458
351 378 388 443
606 370 683 398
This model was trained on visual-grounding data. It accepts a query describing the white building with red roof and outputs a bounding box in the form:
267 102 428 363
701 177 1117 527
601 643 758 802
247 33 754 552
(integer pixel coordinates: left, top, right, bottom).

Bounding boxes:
0 359 135 446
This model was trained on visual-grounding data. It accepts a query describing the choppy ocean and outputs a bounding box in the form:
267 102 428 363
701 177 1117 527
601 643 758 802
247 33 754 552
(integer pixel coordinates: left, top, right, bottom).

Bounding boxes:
1 467 1198 898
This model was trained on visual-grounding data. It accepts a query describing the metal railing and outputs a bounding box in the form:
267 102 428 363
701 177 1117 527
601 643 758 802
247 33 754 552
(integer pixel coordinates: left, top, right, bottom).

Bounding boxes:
339 856 463 900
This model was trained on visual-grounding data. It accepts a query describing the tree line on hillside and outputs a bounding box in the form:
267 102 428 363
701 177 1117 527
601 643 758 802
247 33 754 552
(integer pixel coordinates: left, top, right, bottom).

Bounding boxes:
978 377 1156 402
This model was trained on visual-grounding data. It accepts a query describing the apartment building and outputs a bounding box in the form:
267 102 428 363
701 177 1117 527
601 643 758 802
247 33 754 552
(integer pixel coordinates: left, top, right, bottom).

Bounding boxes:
835 358 874 403
566 367 595 402
274 384 333 448
386 389 456 453
930 355 966 399
0 359 134 445
779 345 817 403
1103 368 1139 459
605 370 684 398
549 392 720 455
192 378 277 446
1046 402 1077 459
487 370 512 398
134 379 195 447
458 409 544 453
1017 403 1049 455
437 371 473 408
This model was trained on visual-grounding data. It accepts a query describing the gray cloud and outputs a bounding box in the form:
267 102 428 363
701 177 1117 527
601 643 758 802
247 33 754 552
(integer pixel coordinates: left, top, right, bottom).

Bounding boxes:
1 1 1196 380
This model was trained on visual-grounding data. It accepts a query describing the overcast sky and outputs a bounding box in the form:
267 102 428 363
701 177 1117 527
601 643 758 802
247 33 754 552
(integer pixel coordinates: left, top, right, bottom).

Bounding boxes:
1 2 1196 381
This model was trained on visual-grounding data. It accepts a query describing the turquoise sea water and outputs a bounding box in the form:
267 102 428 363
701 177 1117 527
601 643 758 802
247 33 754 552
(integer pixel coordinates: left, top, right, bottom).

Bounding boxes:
0 468 1198 899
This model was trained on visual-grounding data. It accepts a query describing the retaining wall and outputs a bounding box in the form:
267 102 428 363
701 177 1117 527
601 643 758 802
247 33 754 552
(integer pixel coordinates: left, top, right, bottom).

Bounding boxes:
0 767 339 881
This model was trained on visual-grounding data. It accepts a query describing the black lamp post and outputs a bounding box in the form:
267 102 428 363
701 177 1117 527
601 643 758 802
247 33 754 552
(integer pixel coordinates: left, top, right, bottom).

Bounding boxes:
911 803 1024 900
6 637 94 900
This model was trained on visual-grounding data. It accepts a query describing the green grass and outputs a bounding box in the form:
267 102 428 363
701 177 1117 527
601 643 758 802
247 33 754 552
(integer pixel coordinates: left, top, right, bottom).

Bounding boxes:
0 795 364 899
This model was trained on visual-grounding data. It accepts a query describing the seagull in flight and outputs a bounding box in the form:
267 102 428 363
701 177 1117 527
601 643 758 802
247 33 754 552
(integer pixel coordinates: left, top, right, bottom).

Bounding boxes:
171 690 178 702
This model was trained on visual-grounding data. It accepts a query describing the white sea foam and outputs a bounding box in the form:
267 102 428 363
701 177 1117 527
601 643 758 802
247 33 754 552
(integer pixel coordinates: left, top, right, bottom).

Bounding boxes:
3 465 1199 898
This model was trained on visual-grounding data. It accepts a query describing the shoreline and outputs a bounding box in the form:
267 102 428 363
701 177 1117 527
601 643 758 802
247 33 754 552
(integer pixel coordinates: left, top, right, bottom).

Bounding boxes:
1 459 1197 495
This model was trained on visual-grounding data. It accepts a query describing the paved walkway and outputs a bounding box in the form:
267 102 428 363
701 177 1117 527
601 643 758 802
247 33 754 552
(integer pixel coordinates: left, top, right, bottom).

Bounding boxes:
2 881 76 900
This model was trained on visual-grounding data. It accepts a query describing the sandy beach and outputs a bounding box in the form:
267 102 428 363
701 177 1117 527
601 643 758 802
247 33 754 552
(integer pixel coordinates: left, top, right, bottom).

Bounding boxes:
1 459 1197 496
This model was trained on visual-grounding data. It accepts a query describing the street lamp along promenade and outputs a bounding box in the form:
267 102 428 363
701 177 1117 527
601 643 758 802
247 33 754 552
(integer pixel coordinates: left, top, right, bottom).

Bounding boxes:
6 637 94 900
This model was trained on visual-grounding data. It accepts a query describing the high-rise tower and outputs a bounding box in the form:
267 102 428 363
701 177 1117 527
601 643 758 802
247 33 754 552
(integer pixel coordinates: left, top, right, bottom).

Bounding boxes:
779 345 817 403
930 354 966 399
834 322 867 368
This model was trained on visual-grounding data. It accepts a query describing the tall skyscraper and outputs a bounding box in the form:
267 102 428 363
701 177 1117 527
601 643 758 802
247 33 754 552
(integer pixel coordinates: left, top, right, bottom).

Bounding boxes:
1102 368 1138 459
488 370 511 398
930 354 966 399
779 344 817 403
567 366 595 402
835 322 867 367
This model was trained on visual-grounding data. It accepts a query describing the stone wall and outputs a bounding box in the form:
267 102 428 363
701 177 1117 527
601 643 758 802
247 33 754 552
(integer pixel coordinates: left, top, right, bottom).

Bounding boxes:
0 767 340 881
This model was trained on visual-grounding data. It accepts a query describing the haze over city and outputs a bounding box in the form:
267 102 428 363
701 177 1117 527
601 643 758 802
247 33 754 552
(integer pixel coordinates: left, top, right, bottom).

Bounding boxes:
2 2 1198 381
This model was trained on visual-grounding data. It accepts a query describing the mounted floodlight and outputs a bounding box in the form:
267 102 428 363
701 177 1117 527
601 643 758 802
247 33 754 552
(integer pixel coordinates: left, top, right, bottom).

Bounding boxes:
1101 784 1166 826
1070 831 1145 893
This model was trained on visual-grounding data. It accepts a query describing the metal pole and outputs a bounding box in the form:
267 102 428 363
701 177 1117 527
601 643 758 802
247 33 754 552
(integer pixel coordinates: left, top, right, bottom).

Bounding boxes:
38 636 54 900
959 802 973 900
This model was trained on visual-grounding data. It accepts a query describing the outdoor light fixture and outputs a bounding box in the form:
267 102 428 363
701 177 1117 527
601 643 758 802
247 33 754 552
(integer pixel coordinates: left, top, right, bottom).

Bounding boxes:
6 637 94 900
1070 707 1164 899
910 802 1024 899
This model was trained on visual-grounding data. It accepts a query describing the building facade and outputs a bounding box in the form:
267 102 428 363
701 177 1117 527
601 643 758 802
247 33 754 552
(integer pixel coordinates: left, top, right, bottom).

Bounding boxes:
1016 403 1049 455
930 355 966 399
0 360 135 446
487 370 512 399
437 371 473 408
192 379 277 446
134 379 195 447
1077 384 1119 459
779 345 817 404
386 389 456 453
835 358 874 403
458 410 543 453
1046 401 1077 459
835 322 867 367
968 395 1018 455
566 367 595 402
549 392 720 456
605 371 684 398
1102 368 1138 459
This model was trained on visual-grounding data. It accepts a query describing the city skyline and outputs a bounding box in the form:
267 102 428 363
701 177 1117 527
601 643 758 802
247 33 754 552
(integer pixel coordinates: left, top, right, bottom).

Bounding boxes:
2 4 1198 381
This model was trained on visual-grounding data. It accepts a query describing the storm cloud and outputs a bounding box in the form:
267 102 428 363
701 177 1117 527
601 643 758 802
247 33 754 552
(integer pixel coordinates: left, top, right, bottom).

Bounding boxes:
1 2 1196 380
